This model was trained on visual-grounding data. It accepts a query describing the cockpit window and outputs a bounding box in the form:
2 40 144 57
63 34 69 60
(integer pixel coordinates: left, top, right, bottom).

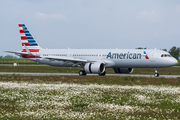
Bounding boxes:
161 54 171 57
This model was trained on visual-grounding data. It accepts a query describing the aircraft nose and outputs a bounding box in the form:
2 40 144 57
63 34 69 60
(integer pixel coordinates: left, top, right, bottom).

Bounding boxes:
170 57 178 66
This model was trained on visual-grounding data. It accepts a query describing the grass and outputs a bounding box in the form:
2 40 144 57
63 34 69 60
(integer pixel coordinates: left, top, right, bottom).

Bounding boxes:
0 58 40 64
1 75 180 86
0 59 180 119
0 66 180 75
177 60 180 66
0 75 180 119
0 75 180 86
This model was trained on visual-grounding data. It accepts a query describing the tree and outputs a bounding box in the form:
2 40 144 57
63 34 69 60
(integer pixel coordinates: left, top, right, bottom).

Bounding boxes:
136 47 147 49
3 55 17 59
162 49 167 52
168 46 180 60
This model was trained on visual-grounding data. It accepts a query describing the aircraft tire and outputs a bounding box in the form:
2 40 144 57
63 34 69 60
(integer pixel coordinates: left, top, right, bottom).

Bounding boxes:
83 71 87 75
79 70 86 76
98 71 106 76
154 73 159 77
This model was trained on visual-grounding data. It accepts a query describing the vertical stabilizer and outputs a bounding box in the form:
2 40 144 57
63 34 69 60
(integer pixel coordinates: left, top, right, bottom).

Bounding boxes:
18 24 41 53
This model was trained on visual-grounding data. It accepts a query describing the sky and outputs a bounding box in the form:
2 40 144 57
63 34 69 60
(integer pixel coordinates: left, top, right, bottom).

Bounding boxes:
1 0 180 56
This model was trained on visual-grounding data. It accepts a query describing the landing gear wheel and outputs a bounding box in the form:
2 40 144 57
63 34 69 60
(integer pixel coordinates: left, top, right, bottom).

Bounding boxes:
154 73 159 77
154 68 159 77
79 70 86 76
98 71 106 76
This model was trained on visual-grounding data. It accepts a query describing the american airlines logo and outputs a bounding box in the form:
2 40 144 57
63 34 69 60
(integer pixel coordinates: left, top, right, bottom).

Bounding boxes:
106 52 142 59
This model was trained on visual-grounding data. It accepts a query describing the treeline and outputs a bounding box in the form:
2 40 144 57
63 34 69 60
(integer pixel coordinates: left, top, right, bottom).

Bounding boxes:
0 55 20 59
168 47 180 60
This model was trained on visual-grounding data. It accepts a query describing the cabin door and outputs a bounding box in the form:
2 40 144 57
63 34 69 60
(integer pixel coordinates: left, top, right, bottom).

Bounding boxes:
150 51 156 62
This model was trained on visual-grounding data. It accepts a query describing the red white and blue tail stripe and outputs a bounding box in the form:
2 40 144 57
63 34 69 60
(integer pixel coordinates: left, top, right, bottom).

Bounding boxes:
19 24 41 53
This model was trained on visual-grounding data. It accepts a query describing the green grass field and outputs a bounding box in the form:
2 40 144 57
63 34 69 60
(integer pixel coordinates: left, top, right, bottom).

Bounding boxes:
0 66 180 75
0 58 41 64
1 59 180 119
0 75 180 119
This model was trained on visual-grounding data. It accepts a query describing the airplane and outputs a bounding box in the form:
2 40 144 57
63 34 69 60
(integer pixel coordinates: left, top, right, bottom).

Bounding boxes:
5 24 178 77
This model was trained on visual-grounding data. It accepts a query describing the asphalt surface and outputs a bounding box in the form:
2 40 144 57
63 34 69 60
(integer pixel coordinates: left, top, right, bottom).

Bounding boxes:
0 72 180 78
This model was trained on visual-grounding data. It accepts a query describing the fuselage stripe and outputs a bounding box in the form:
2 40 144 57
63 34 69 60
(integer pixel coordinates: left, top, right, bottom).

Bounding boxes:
22 55 41 58
22 49 39 52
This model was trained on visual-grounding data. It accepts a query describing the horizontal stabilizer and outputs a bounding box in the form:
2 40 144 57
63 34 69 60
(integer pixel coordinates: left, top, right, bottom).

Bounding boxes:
4 51 39 58
5 51 29 55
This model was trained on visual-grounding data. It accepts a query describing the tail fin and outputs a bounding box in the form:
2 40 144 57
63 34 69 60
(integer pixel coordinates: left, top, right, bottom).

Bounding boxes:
18 24 41 53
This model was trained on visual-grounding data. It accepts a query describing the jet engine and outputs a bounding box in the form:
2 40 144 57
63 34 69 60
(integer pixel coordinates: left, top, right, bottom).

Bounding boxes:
113 67 133 73
84 62 105 74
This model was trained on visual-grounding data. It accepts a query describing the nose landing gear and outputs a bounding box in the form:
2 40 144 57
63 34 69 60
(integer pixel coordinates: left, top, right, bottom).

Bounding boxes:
154 68 159 77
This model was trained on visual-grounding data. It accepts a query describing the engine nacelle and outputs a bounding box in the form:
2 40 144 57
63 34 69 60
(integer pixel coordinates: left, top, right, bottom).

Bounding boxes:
114 68 133 74
84 62 105 74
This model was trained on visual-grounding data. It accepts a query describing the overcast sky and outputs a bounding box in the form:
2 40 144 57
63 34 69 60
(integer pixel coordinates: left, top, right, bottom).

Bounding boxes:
1 0 180 56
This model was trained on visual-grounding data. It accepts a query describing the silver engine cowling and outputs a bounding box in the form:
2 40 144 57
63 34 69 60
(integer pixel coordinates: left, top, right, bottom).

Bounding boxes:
113 67 133 73
84 62 105 74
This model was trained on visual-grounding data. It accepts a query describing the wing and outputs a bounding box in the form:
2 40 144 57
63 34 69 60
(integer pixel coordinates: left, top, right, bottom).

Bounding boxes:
5 50 101 67
44 56 95 65
44 56 98 67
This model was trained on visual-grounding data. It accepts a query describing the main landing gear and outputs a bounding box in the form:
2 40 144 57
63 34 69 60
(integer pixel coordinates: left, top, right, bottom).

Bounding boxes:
154 68 159 77
79 70 87 76
98 71 106 76
79 70 106 76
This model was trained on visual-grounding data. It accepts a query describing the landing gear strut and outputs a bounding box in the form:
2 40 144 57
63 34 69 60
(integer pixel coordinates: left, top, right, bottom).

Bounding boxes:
79 70 86 76
154 68 159 77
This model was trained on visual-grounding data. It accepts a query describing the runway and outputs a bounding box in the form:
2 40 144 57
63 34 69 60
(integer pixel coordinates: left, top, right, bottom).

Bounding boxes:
0 72 180 78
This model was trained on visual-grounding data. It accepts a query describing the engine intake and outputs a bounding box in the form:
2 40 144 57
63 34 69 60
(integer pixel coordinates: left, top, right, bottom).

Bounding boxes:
84 62 105 74
114 68 133 74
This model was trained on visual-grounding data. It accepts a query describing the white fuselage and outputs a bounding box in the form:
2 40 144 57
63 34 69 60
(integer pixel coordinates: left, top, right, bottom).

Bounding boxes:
27 49 178 68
